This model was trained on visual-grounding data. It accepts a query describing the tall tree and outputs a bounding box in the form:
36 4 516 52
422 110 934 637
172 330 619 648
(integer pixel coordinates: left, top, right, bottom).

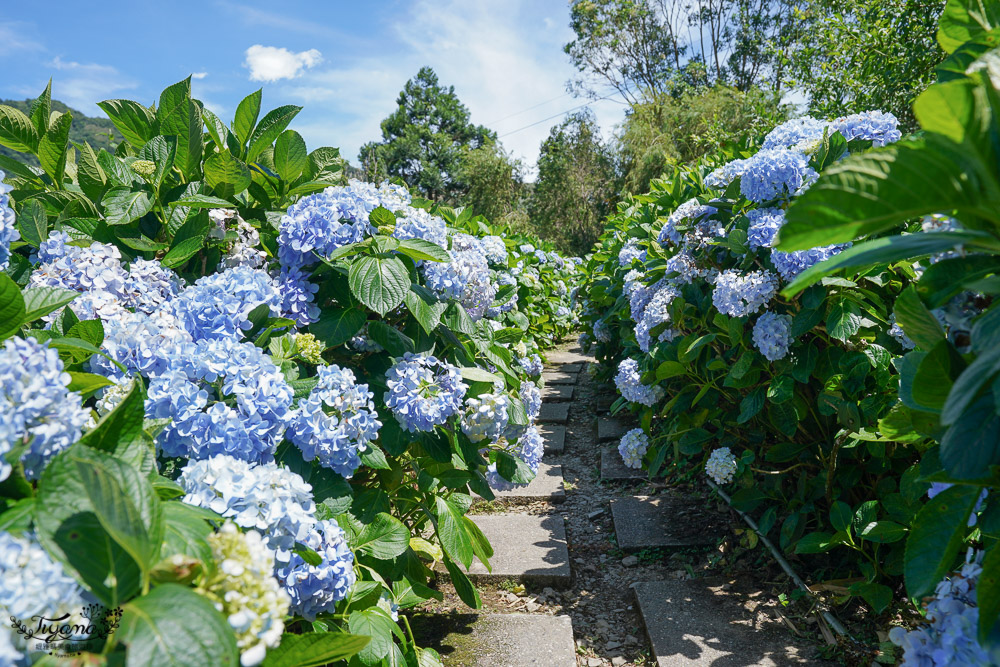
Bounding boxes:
458 145 526 226
529 111 618 255
360 67 495 201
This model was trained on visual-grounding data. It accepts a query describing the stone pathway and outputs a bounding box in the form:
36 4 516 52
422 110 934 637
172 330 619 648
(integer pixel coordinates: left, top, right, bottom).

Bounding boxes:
414 342 825 666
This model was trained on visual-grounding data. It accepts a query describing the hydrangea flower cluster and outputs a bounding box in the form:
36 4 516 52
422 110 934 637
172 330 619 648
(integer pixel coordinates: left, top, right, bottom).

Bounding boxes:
740 149 817 202
658 199 718 247
146 338 294 463
712 270 778 318
704 158 748 189
888 314 916 350
272 266 320 326
384 353 468 433
179 455 317 562
277 183 378 268
663 251 708 284
830 111 902 146
200 523 289 666
169 266 280 341
706 447 738 484
486 271 518 317
460 389 510 443
423 248 496 320
295 333 325 364
592 319 612 343
753 312 793 361
635 283 680 353
889 553 1000 666
393 207 448 248
519 381 542 420
618 239 646 266
36 229 71 263
618 428 648 469
0 173 20 271
210 209 267 270
615 358 664 406
0 530 87 623
761 116 828 151
519 354 543 377
770 243 850 281
480 235 508 265
29 241 130 301
0 337 89 481
287 364 381 477
124 258 185 314
485 425 544 491
275 520 356 621
746 208 786 252
90 309 192 381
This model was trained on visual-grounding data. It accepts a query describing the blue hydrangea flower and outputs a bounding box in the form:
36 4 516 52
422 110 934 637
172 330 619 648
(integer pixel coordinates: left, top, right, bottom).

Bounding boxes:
627 276 665 323
518 243 535 254
753 312 793 361
393 207 448 248
888 314 916 350
91 309 192 381
0 627 21 665
0 173 20 271
830 111 902 147
179 455 317 564
36 230 71 263
480 236 508 265
519 354 543 377
740 149 817 202
706 447 738 484
712 270 778 318
770 244 850 281
618 428 648 469
124 258 184 314
533 249 549 264
614 358 663 406
658 199 718 247
211 209 267 270
451 233 485 255
761 116 828 151
169 266 281 341
0 337 89 481
277 183 379 268
704 159 748 189
0 531 86 623
635 283 680 353
460 389 509 443
29 241 129 298
519 381 541 421
592 319 612 342
485 425 544 491
273 267 320 327
663 251 706 284
618 239 646 266
275 519 356 621
384 353 468 433
146 338 294 463
746 208 785 252
423 248 496 320
287 364 381 478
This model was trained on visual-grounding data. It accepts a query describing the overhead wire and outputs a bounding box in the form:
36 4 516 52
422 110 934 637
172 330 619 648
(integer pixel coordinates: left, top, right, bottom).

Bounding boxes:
496 88 626 139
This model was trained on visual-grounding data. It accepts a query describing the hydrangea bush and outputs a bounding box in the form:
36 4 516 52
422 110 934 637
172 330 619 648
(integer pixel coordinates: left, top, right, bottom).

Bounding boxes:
0 79 581 665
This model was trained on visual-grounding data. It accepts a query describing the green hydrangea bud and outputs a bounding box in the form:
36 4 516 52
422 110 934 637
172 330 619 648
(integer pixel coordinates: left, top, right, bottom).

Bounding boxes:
295 333 324 364
131 159 156 177
377 225 395 235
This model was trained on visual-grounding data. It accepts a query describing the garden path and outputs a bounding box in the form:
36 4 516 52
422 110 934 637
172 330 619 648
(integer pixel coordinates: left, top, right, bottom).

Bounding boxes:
413 342 824 666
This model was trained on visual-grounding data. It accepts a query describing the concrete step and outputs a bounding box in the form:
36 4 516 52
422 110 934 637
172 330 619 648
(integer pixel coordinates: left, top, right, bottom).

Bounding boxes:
542 371 577 385
539 425 566 454
538 402 570 424
409 613 577 667
611 496 725 552
633 579 820 666
490 463 565 503
541 384 574 402
546 348 594 365
441 513 571 587
597 417 628 441
555 362 583 373
600 447 647 482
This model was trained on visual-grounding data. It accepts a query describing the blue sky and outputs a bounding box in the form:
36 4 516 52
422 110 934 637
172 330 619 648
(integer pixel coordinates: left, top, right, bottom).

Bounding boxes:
0 0 626 176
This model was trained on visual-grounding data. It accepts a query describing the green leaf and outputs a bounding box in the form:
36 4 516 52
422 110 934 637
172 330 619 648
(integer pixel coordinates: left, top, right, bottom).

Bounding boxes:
942 343 1000 425
67 318 105 347
162 211 210 268
117 584 239 667
941 394 1000 478
262 632 370 667
273 129 308 181
21 286 77 323
0 274 25 340
850 582 893 614
349 255 410 316
436 496 473 568
938 0 1000 53
905 484 980 598
656 360 687 380
830 501 852 532
76 141 108 201
75 456 163 573
404 287 448 334
827 299 862 342
459 366 503 384
794 531 835 554
355 512 409 560
169 194 235 208
737 386 765 423
912 340 966 412
0 105 38 152
311 306 366 348
895 287 946 350
397 238 450 262
247 105 302 162
138 135 177 188
978 543 1000 643
17 198 47 248
157 77 204 179
37 110 72 185
204 151 252 199
79 380 146 454
102 187 153 225
97 99 157 148
233 89 262 148
67 371 115 394
859 520 907 543
161 502 214 564
347 608 398 664
29 80 51 139
916 255 1000 307
443 556 482 609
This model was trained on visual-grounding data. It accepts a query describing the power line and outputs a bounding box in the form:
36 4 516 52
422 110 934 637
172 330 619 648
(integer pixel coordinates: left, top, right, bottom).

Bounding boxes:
496 91 623 139
485 91 574 126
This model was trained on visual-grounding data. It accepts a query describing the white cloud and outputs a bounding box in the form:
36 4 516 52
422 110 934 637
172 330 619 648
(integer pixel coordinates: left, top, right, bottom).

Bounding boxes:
191 71 208 80
244 45 322 83
46 57 137 114
0 23 44 57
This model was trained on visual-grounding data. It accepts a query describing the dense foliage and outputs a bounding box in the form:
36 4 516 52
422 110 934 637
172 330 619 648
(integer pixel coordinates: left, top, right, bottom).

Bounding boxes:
0 78 581 666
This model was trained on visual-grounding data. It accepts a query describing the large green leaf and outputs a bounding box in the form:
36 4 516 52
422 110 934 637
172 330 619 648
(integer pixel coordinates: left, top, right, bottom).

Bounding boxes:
116 584 239 667
16 197 47 248
21 286 78 323
162 211 210 268
273 129 307 182
940 394 1000 477
435 496 473 568
895 287 947 350
157 77 204 180
905 484 980 598
354 512 409 560
37 110 72 185
826 299 862 342
938 0 1000 53
247 105 302 162
204 151 252 199
28 79 52 139
348 255 410 316
347 608 399 665
262 632 370 667
0 274 24 340
138 135 177 188
0 104 38 152
404 287 448 334
160 502 214 565
77 140 109 201
916 255 1000 307
311 306 366 348
103 187 154 225
97 99 158 148
942 343 1000 425
397 238 450 262
232 89 262 148
777 135 1000 251
79 380 146 453
443 556 481 609
912 340 966 412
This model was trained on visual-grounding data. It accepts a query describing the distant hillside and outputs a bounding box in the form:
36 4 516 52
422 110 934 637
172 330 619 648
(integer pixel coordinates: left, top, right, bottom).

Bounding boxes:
0 98 120 169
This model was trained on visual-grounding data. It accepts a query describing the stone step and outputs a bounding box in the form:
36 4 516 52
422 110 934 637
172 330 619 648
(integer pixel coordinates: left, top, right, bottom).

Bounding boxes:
409 613 577 667
546 348 594 365
595 394 615 413
555 362 583 373
633 579 819 666
611 496 725 552
600 447 647 482
542 370 577 385
597 417 628 441
539 425 566 454
538 402 570 424
440 513 571 587
491 463 565 503
541 384 574 402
